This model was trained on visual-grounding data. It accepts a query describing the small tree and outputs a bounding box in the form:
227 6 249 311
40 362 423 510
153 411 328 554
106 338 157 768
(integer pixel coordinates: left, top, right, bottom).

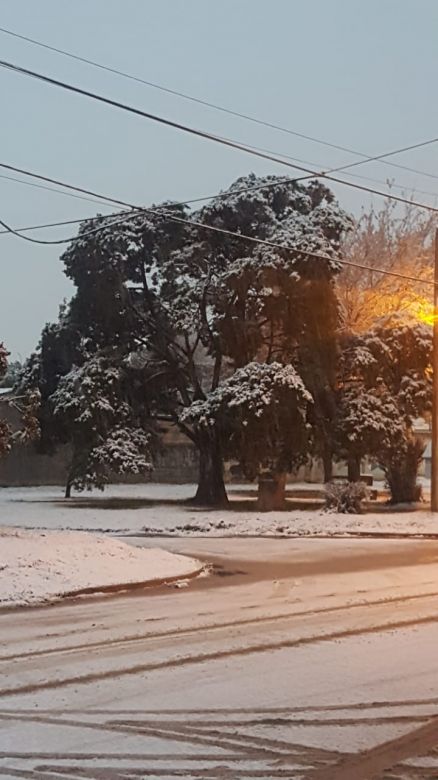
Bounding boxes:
336 322 432 503
182 362 312 510
0 343 7 376
17 304 86 459
0 343 11 456
335 387 406 481
0 343 40 457
0 358 22 389
51 353 154 497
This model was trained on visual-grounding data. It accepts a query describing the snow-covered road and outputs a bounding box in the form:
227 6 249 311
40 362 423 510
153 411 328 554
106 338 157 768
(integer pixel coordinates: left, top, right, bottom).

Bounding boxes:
2 536 438 778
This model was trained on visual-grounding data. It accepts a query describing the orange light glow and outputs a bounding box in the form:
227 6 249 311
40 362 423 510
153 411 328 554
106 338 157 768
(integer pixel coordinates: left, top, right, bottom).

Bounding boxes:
412 302 437 326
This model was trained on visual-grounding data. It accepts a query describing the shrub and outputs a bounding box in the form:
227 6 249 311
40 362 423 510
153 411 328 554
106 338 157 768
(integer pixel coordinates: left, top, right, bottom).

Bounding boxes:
325 481 369 514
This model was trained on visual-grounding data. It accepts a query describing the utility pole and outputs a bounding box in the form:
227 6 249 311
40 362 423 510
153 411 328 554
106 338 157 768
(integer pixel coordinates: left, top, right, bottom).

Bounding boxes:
431 228 438 511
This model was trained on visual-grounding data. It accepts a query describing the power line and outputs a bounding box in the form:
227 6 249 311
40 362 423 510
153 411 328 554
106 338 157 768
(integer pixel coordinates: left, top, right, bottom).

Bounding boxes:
2 145 438 240
0 212 146 244
248 154 438 200
1 150 438 241
2 58 438 216
0 161 435 289
0 172 120 209
0 58 436 206
0 213 121 237
0 161 134 210
1 24 438 184
0 175 309 237
2 156 438 248
187 132 438 200
1 167 437 241
4 141 438 208
0 164 318 226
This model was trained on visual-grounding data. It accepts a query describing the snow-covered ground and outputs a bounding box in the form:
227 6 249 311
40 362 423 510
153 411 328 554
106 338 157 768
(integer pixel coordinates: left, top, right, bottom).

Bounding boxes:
0 527 201 607
1 483 438 538
2 537 438 776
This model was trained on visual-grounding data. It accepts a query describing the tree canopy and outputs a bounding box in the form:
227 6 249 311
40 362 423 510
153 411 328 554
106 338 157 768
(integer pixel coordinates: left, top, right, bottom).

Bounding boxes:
23 174 353 503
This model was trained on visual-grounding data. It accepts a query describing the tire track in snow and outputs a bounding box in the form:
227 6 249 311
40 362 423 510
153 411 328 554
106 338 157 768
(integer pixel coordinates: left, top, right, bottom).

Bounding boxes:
2 587 438 664
2 609 438 699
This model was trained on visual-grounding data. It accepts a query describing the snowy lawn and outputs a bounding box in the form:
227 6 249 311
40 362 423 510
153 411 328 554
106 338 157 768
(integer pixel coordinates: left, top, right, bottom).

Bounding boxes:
0 527 202 607
1 483 438 538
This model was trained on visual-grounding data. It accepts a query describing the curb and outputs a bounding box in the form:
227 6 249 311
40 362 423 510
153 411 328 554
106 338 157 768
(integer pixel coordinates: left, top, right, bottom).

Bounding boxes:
62 564 205 598
0 565 206 613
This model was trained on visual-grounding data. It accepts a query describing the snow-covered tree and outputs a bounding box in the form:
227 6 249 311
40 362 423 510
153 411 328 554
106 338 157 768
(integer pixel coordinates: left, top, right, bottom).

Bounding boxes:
181 362 312 509
51 353 154 497
336 322 432 502
0 343 40 457
0 357 21 389
25 174 352 505
0 343 11 456
129 175 351 498
18 304 85 458
0 343 7 377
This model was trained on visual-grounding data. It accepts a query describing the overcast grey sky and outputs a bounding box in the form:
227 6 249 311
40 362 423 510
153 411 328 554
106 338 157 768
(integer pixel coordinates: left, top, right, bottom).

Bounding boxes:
1 0 438 359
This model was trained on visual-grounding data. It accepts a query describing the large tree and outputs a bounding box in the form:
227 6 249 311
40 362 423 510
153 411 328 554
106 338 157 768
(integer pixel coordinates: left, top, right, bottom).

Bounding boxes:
23 174 352 504
149 175 352 493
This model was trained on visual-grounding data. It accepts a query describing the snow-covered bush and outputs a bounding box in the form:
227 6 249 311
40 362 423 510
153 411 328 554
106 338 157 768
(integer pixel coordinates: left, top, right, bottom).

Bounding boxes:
325 481 369 514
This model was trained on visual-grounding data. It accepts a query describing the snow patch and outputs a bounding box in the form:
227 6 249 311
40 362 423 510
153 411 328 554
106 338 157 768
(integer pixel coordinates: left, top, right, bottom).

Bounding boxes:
0 527 201 607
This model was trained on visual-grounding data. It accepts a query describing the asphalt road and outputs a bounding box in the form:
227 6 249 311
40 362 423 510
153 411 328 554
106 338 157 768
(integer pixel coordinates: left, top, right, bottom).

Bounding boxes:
2 537 438 779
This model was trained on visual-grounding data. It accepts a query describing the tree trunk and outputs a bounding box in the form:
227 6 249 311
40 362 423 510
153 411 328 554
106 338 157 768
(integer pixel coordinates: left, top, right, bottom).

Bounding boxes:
64 479 72 499
348 456 361 483
192 431 228 507
257 473 286 511
322 448 333 483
